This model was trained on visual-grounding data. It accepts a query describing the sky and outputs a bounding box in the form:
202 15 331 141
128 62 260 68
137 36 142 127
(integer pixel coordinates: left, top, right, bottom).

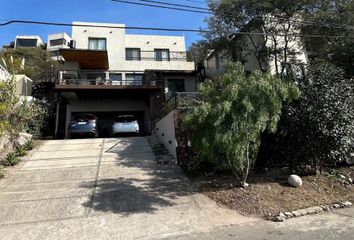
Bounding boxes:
0 0 209 48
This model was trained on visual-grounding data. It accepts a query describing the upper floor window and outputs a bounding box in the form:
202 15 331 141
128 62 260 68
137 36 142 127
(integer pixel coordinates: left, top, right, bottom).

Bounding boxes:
16 39 38 47
154 49 170 61
50 38 66 47
88 38 106 50
126 48 141 61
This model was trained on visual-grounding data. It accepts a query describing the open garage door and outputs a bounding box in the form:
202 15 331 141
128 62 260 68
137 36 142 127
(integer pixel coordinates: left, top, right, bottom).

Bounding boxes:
71 111 147 137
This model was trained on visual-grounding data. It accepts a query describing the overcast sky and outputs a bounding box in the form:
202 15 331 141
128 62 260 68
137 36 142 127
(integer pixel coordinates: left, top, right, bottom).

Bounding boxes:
0 0 208 48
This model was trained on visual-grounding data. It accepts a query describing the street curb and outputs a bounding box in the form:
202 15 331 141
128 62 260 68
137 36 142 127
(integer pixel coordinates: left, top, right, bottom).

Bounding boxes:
272 201 353 222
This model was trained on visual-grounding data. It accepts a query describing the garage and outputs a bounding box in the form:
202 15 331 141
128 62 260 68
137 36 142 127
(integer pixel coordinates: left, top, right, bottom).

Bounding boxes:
70 111 147 137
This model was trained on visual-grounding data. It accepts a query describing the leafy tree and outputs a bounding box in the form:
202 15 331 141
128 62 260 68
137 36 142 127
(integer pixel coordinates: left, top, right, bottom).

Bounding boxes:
270 60 354 172
187 40 210 65
204 0 315 75
0 47 61 83
183 63 299 186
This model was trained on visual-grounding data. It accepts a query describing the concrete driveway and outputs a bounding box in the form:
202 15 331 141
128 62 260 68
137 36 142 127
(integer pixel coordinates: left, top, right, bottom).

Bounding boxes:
0 137 254 240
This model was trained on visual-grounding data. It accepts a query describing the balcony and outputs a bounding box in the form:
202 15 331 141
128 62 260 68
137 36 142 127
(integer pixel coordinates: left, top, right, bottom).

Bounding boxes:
55 70 163 90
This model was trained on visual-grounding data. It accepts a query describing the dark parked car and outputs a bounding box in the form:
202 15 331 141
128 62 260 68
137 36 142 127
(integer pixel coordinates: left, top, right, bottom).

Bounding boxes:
112 115 140 136
68 114 98 138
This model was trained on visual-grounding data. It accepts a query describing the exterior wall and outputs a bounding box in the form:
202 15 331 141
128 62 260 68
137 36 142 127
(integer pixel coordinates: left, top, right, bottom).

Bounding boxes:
14 35 43 48
71 22 195 72
47 32 72 50
154 110 177 158
14 75 32 96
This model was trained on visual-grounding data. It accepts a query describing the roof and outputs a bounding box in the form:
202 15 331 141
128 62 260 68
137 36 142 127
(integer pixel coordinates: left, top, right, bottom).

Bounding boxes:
60 49 109 70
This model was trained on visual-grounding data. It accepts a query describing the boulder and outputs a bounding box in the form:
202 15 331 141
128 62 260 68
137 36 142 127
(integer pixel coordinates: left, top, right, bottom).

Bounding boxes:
14 132 33 148
288 175 303 187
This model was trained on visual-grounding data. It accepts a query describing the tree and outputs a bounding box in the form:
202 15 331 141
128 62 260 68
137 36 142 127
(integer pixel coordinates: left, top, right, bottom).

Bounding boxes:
204 0 315 76
270 61 354 172
187 40 210 66
0 47 61 83
183 63 299 186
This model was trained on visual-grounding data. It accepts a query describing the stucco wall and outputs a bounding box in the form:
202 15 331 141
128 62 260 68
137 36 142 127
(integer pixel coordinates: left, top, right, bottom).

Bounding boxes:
154 110 177 158
71 22 195 72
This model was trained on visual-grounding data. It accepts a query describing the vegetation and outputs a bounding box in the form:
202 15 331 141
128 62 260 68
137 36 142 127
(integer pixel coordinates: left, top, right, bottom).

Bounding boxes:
265 61 354 172
183 63 299 186
1 152 20 167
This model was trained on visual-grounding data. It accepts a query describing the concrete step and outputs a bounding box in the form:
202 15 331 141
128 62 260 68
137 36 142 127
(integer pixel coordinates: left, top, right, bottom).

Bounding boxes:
146 135 176 165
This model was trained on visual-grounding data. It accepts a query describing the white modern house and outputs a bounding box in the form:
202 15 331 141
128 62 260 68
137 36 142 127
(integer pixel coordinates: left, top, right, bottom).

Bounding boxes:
47 33 72 61
14 35 43 49
54 21 196 138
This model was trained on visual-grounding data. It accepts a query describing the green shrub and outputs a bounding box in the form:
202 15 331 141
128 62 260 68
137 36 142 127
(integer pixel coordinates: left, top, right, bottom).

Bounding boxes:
16 145 27 157
2 152 20 167
24 140 35 151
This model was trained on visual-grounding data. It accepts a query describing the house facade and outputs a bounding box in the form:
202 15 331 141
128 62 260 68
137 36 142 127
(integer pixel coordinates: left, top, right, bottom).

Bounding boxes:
54 22 196 138
204 20 308 78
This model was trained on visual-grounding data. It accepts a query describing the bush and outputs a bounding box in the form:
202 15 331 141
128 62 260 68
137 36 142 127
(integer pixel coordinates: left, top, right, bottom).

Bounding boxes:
183 63 299 186
264 61 354 172
24 140 35 151
15 145 27 157
2 152 20 167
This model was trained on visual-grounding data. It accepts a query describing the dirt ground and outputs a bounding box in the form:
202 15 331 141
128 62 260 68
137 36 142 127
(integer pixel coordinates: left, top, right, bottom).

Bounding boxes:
197 166 354 219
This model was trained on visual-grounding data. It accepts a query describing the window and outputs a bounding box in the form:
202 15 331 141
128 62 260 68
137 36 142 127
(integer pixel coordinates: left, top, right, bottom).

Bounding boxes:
125 74 143 85
16 39 38 47
50 38 66 46
167 79 185 95
126 48 141 61
110 73 122 85
154 49 170 61
88 38 106 50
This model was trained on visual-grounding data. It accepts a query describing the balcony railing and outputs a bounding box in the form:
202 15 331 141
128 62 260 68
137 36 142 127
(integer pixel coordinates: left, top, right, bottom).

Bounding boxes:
56 78 162 87
126 50 188 62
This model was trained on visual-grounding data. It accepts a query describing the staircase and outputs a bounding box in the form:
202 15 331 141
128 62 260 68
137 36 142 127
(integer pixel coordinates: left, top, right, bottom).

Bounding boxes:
146 135 176 165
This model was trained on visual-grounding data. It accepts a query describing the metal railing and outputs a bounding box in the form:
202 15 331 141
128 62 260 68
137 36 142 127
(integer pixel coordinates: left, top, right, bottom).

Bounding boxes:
57 78 163 87
126 50 188 62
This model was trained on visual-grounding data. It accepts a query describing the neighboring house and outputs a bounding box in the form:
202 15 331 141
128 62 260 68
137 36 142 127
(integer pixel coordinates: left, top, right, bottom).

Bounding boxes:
47 33 72 61
54 21 196 138
14 35 44 49
204 19 308 78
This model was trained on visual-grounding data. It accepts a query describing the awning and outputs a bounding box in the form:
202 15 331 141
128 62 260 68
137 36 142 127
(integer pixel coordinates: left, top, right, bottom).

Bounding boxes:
60 49 109 70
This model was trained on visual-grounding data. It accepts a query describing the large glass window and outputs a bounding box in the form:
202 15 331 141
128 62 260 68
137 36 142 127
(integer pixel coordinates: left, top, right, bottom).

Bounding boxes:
88 38 106 50
16 39 38 47
50 38 66 47
126 48 141 61
154 49 170 61
125 74 143 85
110 73 122 85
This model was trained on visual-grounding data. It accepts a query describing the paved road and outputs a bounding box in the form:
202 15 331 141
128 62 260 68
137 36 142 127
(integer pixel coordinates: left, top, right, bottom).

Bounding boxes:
0 137 254 240
162 204 354 240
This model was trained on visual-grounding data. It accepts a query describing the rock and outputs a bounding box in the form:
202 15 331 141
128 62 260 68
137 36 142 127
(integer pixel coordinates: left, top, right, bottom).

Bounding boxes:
14 132 32 148
348 178 353 184
288 175 303 187
333 204 341 209
284 212 294 218
339 174 346 179
292 210 303 217
273 215 286 222
342 201 353 207
242 182 249 188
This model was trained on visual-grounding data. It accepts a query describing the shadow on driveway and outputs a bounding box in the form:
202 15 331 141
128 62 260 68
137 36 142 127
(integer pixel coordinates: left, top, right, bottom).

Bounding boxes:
80 138 195 216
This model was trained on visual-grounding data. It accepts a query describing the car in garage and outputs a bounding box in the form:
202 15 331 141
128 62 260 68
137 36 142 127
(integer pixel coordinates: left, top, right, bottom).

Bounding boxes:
68 114 98 138
112 115 140 136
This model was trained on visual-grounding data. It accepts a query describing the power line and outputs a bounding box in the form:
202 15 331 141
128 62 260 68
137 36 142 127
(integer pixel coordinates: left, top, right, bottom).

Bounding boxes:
110 0 354 31
136 0 209 11
110 0 211 14
0 20 353 39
